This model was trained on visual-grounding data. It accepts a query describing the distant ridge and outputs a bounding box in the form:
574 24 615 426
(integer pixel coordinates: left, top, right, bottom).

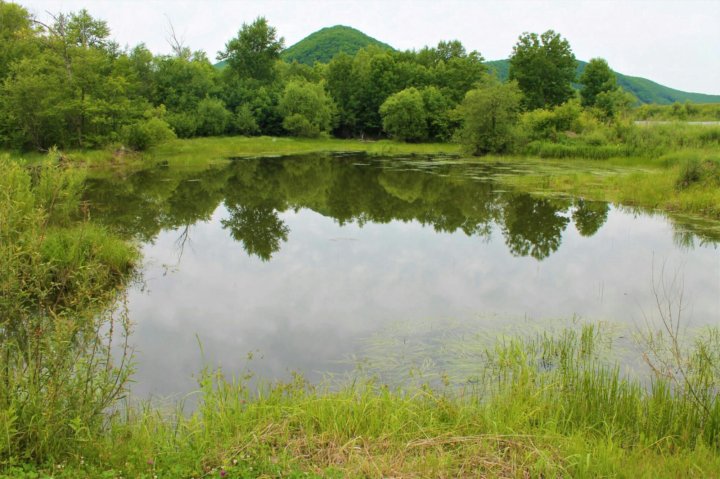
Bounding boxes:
281 25 393 64
486 59 720 105
215 25 720 105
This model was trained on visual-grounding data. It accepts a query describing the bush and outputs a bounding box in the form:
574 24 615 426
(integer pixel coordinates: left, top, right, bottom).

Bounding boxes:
676 157 720 190
518 100 582 142
278 79 336 138
196 97 232 136
233 104 260 136
455 79 522 155
122 117 176 151
166 111 199 138
379 87 428 142
282 113 319 137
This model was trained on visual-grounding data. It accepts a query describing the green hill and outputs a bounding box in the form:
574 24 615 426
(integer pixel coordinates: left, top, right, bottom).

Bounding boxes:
281 25 393 64
214 24 719 105
486 59 720 105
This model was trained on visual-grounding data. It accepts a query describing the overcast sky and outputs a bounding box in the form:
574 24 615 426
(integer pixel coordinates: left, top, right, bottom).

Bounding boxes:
16 0 720 95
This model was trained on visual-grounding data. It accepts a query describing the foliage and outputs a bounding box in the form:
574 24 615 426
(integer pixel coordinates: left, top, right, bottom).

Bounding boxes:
122 117 175 151
233 104 260 135
151 54 218 113
195 97 232 136
0 8 150 149
676 157 720 190
379 87 428 141
490 58 720 105
281 25 393 65
509 30 577 110
218 17 284 83
634 102 720 121
518 99 582 142
278 79 336 137
0 154 136 463
421 86 454 141
166 111 199 138
594 87 636 120
456 79 523 155
579 58 616 107
0 2 37 83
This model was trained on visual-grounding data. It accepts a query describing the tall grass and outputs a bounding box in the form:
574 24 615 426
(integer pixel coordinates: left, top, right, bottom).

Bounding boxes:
6 323 712 478
0 154 137 464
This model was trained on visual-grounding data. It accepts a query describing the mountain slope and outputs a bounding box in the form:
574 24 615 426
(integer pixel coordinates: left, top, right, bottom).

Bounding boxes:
281 25 393 64
486 59 720 105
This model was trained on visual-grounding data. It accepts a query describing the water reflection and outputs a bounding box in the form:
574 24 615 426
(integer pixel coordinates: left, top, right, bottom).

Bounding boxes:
83 154 720 397
86 154 651 261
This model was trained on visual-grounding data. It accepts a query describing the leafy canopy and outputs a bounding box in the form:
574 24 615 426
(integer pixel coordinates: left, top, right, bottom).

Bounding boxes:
509 30 577 110
218 17 284 83
579 58 616 107
456 78 523 155
380 87 428 142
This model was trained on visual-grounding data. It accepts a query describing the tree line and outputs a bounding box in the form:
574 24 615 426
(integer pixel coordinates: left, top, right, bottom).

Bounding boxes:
0 3 633 153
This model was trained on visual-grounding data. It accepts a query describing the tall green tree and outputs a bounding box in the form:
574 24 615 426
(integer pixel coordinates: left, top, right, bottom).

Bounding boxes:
456 79 522 155
2 9 149 149
579 58 616 107
0 1 37 82
509 30 577 110
218 17 284 83
325 52 358 136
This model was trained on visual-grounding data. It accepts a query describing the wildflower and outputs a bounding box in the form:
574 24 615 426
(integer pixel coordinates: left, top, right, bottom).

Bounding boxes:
220 469 227 478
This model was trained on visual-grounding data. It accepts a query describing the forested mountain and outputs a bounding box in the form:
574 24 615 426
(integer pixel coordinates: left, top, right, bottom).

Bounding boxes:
281 25 392 64
486 60 720 105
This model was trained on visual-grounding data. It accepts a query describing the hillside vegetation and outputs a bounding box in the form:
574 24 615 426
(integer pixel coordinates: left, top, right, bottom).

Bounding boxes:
281 25 392 64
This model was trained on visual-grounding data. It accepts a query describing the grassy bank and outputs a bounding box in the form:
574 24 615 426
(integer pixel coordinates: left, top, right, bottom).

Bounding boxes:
494 149 720 220
5 136 462 169
3 324 719 478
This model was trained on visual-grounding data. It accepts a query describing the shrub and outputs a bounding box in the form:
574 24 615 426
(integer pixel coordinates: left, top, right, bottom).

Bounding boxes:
122 117 176 151
518 100 582 142
196 98 232 137
233 104 260 136
282 113 319 137
455 79 522 155
379 87 428 142
676 157 720 190
166 111 199 138
278 79 336 138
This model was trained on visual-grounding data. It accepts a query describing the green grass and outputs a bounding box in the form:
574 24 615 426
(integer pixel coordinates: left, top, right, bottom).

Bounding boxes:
499 149 720 220
3 323 718 478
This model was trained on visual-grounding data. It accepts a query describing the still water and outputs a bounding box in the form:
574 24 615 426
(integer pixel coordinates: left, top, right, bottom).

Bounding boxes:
85 154 720 398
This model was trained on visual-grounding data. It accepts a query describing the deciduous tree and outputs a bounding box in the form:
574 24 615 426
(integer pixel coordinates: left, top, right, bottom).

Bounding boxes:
579 58 616 107
379 87 427 141
509 30 577 110
456 79 522 155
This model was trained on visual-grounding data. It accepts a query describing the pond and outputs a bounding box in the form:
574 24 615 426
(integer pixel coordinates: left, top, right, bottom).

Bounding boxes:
84 154 720 398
